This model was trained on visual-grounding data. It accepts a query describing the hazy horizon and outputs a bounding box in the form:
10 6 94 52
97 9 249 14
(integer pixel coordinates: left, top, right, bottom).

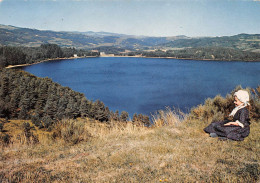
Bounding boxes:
1 23 258 38
0 0 260 37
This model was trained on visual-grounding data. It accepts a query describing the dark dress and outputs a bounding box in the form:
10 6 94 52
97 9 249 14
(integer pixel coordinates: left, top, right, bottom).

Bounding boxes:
204 107 250 141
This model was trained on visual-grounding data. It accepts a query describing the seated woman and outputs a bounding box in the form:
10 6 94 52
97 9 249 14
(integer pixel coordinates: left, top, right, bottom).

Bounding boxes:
204 90 250 141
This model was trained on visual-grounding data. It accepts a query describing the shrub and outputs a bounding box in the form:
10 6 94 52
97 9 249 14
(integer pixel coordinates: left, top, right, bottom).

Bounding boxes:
53 120 91 144
250 87 260 120
0 134 11 146
41 115 54 131
0 123 3 132
31 113 44 128
190 86 260 122
22 122 39 145
132 113 151 126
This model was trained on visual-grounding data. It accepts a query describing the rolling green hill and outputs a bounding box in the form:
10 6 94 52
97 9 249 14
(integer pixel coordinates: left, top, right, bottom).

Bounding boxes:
0 24 184 50
1 24 260 52
1 24 260 60
162 34 260 52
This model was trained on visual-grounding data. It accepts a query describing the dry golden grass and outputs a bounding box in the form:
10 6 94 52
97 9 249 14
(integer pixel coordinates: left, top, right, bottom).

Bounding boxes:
0 112 260 182
152 107 187 127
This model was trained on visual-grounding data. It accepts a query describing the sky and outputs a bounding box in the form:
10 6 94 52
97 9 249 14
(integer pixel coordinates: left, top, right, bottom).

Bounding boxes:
0 0 260 37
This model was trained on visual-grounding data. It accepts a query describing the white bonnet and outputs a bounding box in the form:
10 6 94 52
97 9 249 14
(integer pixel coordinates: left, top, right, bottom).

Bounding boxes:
234 90 250 105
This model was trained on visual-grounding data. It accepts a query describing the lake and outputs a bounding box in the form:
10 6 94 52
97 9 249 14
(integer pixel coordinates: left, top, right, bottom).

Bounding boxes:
21 57 260 117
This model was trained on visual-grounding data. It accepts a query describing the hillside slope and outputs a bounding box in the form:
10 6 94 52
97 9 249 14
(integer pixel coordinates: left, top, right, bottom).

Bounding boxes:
1 85 260 182
0 116 259 182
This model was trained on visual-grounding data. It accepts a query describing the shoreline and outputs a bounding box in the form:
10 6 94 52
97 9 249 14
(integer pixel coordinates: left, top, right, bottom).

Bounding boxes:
5 55 258 69
5 56 98 69
100 55 258 62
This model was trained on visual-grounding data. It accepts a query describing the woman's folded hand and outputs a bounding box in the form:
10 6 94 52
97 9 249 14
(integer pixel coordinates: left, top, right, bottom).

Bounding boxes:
224 122 239 126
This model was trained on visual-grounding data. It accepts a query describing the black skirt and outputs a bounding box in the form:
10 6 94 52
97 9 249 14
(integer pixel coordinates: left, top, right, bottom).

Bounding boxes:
204 121 250 141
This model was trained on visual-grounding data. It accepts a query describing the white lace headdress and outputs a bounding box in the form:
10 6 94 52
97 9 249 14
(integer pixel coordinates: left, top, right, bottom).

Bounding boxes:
229 90 250 117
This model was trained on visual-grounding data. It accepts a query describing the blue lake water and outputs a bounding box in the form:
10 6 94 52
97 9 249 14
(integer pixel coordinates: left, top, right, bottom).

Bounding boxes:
21 57 260 117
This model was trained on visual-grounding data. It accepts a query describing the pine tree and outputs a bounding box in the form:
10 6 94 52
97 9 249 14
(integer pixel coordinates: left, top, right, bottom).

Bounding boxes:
18 92 31 119
79 98 90 118
132 113 138 123
120 111 129 122
0 76 9 98
90 100 109 122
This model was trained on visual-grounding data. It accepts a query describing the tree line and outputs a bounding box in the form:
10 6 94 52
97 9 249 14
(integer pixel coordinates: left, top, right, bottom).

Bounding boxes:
0 44 100 68
139 47 260 61
0 69 150 130
162 34 260 51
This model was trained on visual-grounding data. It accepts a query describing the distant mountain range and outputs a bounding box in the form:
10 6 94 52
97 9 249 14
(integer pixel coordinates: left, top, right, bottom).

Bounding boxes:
0 24 187 50
0 24 260 52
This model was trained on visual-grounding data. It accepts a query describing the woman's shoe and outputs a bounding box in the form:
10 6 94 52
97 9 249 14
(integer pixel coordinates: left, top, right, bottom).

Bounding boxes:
210 133 218 138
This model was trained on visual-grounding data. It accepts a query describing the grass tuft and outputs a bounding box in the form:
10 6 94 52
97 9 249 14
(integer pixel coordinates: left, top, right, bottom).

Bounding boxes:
152 107 187 127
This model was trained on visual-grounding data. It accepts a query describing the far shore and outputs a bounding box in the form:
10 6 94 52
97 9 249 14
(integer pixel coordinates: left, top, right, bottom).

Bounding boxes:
5 56 98 69
5 55 257 69
95 55 257 62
